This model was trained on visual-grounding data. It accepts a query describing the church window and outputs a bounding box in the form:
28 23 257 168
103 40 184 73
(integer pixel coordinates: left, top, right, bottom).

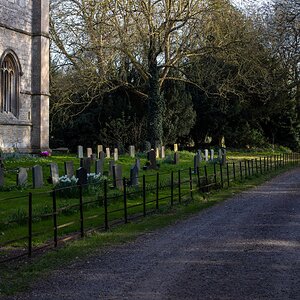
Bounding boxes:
0 51 20 117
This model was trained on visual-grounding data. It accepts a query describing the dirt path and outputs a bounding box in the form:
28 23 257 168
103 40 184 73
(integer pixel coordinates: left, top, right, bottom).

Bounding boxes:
7 168 300 299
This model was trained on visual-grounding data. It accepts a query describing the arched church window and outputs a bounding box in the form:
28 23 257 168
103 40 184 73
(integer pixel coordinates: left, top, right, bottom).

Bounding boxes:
0 51 21 117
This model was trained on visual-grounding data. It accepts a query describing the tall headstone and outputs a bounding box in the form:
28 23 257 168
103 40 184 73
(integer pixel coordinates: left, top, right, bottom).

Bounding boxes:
32 165 43 189
0 167 4 187
99 151 105 160
156 148 160 158
147 149 157 169
80 157 91 173
17 168 28 186
135 158 141 170
76 167 88 185
129 145 135 158
113 148 118 161
77 145 84 158
160 146 165 159
95 159 104 175
106 147 111 158
86 148 93 158
109 160 115 176
221 149 227 165
49 163 59 185
113 165 123 189
130 165 139 186
174 152 179 165
210 149 214 161
174 144 178 152
218 149 223 161
204 149 209 161
64 161 74 178
97 145 103 158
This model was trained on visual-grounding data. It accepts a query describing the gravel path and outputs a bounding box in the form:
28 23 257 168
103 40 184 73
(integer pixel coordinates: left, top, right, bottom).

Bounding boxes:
7 168 300 299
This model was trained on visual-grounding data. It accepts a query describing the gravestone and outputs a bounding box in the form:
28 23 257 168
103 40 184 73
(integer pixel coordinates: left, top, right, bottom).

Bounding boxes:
76 167 88 185
109 160 115 176
32 165 43 189
221 149 227 165
91 153 97 162
210 149 214 161
135 158 141 170
147 149 157 169
194 154 199 173
95 159 104 174
0 167 4 187
174 144 178 152
174 152 179 165
80 157 91 173
113 148 118 161
204 149 209 161
160 146 165 159
64 161 74 178
77 145 84 158
113 165 123 189
156 148 160 158
197 150 203 162
130 165 139 186
17 168 28 186
129 145 135 158
106 147 111 158
49 163 59 185
86 148 93 158
99 151 105 160
218 149 223 161
144 141 151 152
97 145 103 158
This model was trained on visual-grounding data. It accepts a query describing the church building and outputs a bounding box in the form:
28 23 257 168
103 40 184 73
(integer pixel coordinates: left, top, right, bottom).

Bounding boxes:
0 0 49 153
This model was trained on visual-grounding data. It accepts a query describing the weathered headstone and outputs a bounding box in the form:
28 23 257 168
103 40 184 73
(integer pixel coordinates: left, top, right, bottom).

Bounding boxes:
113 165 123 189
129 145 135 158
97 145 103 158
95 159 104 174
0 167 4 187
80 157 91 173
99 151 105 160
76 167 88 185
144 141 151 152
32 165 43 189
174 152 179 165
77 145 84 158
86 148 93 158
160 146 165 159
91 153 97 162
64 161 74 178
147 149 157 169
17 168 28 186
174 143 178 152
210 149 214 161
156 147 160 158
49 163 59 185
204 149 209 161
218 149 223 161
197 150 203 162
113 148 118 161
135 158 141 170
221 149 227 165
130 165 139 186
106 147 111 158
109 160 115 176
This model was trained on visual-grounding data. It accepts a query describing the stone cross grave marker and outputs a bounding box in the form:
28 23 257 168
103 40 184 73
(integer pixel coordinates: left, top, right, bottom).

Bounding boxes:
86 148 93 158
113 148 118 161
80 157 91 173
49 163 60 185
32 165 43 189
160 146 165 159
64 161 74 178
174 144 178 152
76 167 88 185
95 159 104 174
106 147 111 158
77 145 84 158
210 149 214 161
204 149 209 161
147 149 157 169
109 160 115 176
17 167 28 186
113 165 123 189
129 145 135 158
174 152 179 165
0 167 4 187
130 165 139 186
97 145 103 158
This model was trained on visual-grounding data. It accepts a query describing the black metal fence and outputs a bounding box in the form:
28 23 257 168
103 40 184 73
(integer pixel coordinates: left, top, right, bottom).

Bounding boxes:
1 153 299 263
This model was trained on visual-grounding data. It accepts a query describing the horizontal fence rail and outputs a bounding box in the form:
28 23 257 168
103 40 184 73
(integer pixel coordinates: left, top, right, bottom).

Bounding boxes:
0 153 299 263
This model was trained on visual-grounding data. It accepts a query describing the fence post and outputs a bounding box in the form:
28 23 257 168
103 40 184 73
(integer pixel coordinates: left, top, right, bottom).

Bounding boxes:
233 162 236 181
220 163 224 188
244 160 247 178
189 167 193 200
143 175 146 217
204 165 209 192
251 160 254 176
123 178 128 222
255 159 258 174
171 171 174 206
52 190 58 247
104 180 108 230
79 185 84 238
178 170 181 204
213 163 217 187
226 163 230 187
28 192 33 257
197 166 201 191
156 173 159 210
239 161 243 180
247 160 251 177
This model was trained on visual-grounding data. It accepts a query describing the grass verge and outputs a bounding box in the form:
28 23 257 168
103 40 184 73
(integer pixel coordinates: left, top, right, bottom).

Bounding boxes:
0 164 298 296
